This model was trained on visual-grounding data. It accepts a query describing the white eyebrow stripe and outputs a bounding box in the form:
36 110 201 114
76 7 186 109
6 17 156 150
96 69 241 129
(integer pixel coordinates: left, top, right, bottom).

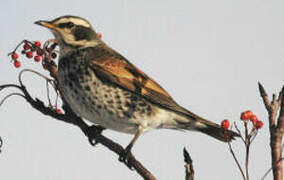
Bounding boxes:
55 18 91 28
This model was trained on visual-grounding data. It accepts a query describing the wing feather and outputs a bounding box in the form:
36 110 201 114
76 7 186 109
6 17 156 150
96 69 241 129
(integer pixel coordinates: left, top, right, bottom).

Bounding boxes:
88 46 196 118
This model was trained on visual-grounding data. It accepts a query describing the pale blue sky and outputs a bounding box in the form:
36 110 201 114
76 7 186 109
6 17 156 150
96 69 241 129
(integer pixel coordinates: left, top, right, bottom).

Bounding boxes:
1 0 284 179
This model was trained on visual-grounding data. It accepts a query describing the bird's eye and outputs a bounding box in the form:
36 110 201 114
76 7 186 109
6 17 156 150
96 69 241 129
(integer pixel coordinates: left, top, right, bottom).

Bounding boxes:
58 22 75 29
66 22 74 28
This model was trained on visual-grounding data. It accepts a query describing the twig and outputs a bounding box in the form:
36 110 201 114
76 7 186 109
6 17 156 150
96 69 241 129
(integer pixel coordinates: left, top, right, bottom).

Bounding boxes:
183 147 194 180
0 93 25 107
0 136 2 153
228 141 246 180
262 157 284 180
244 122 250 180
234 122 245 143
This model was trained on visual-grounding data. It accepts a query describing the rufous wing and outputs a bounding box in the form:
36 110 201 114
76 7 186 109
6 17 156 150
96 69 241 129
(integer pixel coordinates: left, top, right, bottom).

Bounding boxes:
90 56 195 117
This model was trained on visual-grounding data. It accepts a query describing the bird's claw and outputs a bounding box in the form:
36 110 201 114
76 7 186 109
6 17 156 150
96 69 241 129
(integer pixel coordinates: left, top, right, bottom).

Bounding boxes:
119 145 134 170
85 125 105 146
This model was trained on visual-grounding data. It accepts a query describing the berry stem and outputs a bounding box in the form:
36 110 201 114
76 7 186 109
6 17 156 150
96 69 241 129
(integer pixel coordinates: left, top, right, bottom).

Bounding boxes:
8 40 33 56
234 122 246 143
228 141 246 180
244 121 250 180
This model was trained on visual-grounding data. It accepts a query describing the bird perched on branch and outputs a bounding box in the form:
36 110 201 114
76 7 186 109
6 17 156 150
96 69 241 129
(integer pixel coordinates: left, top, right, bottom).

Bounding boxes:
35 15 239 163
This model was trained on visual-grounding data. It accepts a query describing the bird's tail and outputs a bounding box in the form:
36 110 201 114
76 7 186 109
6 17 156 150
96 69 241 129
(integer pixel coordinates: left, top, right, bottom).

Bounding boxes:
175 115 239 142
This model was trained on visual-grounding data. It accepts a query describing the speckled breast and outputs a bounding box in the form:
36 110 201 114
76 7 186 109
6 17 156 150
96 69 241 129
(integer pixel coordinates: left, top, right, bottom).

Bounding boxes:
57 52 155 134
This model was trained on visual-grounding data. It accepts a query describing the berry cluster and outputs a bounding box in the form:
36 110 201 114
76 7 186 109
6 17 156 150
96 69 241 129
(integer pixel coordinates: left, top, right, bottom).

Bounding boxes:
9 32 102 69
240 110 263 129
221 110 263 130
8 40 58 69
10 41 41 68
22 41 42 62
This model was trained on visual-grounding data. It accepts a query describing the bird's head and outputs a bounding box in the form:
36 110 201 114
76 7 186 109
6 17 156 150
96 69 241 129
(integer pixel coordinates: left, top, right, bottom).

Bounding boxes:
35 15 100 49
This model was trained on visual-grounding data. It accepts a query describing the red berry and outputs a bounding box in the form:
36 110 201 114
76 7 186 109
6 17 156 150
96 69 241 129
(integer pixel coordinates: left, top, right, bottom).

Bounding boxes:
240 110 253 120
12 52 19 60
14 60 21 68
255 121 264 129
56 109 63 114
250 115 258 123
34 41 41 47
97 32 102 39
221 119 230 130
26 51 33 58
34 55 41 62
23 43 31 50
36 49 44 56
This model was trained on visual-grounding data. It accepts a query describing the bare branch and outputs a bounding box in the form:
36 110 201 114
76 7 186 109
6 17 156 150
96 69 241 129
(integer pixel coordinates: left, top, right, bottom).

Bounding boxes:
0 136 2 153
183 147 194 180
258 82 284 180
262 157 284 180
228 141 246 180
258 82 271 111
0 93 25 107
277 86 284 133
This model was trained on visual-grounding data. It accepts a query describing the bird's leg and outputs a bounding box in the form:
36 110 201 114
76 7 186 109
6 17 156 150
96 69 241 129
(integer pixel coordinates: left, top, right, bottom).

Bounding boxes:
119 126 144 169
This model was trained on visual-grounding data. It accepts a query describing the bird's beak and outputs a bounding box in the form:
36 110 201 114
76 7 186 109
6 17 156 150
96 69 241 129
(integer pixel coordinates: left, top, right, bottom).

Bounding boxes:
34 20 56 30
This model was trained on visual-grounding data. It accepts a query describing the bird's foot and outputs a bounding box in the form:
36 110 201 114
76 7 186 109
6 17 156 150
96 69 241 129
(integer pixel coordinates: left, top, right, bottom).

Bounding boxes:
85 125 105 146
119 145 134 170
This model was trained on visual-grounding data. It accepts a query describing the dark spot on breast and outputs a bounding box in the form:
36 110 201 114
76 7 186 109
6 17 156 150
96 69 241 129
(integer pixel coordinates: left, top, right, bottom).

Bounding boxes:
70 58 76 64
126 102 136 109
139 102 147 107
107 100 114 104
123 111 131 118
117 100 122 104
85 70 90 76
146 106 152 115
68 73 78 82
123 92 131 97
76 69 83 74
97 105 102 109
84 85 91 91
104 94 108 98
108 110 114 115
73 88 78 94
115 95 120 99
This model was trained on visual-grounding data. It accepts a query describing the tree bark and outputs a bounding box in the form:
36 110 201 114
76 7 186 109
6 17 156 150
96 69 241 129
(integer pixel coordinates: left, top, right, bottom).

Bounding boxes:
258 83 284 180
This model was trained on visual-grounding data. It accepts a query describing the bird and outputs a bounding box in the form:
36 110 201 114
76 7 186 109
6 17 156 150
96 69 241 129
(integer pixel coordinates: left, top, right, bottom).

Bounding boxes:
35 15 239 161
